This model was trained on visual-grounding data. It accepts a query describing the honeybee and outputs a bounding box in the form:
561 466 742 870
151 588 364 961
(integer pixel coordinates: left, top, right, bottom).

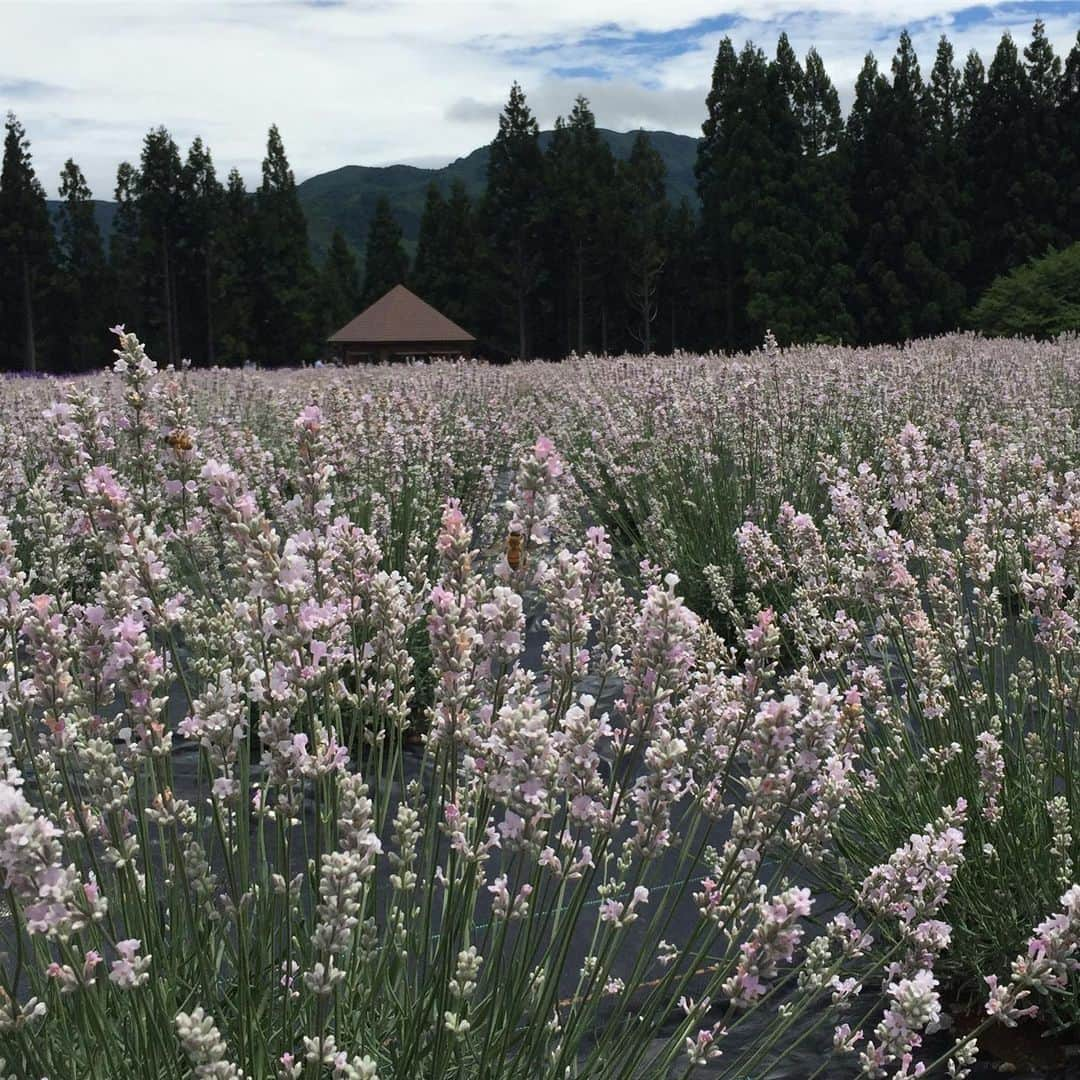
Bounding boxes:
506 529 526 571
166 428 193 452
1069 508 1080 541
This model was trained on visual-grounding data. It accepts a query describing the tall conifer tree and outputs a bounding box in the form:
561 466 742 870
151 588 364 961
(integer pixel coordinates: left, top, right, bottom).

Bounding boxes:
412 183 448 302
696 37 743 347
959 50 986 128
361 196 408 306
56 159 110 370
800 48 854 342
484 83 543 358
1062 32 1080 238
411 180 476 328
739 34 814 343
439 180 478 330
251 125 315 364
0 113 53 371
135 127 183 365
540 117 577 354
925 36 971 316
1024 21 1066 249
620 132 668 353
321 228 360 340
178 137 223 365
963 33 1045 293
216 169 254 363
660 199 704 352
111 161 142 332
846 34 963 341
546 97 615 354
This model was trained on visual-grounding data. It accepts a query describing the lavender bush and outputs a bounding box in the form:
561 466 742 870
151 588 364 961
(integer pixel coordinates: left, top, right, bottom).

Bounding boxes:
736 416 1080 1030
0 330 1077 1078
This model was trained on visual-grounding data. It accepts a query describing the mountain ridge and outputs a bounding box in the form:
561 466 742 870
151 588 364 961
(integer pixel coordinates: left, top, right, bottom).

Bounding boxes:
47 127 701 262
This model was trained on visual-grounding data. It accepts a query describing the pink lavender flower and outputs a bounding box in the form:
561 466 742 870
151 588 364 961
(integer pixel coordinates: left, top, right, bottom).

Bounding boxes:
109 939 151 989
974 728 1005 823
724 886 813 1005
859 800 967 972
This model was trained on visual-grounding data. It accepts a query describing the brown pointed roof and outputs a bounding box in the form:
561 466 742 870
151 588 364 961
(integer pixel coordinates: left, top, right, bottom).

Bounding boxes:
328 285 476 344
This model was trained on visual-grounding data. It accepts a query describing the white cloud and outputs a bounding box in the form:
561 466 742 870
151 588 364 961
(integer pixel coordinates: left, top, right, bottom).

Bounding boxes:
2 1 1077 198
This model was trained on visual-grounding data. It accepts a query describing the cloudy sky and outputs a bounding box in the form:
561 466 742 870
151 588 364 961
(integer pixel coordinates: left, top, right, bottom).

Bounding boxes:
2 0 1078 198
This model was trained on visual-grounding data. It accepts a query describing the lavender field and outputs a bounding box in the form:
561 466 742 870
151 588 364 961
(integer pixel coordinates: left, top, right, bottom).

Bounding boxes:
1 330 1080 1078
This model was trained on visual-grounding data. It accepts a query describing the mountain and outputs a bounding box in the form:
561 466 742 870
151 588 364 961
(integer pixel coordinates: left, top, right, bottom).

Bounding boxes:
298 128 700 261
46 128 700 262
47 200 118 250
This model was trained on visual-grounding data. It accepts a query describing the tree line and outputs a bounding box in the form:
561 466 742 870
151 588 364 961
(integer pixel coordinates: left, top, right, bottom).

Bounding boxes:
691 21 1080 349
0 120 320 371
1 19 1078 370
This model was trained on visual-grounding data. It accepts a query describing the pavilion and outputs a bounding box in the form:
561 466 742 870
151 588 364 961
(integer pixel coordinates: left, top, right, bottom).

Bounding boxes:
328 284 476 363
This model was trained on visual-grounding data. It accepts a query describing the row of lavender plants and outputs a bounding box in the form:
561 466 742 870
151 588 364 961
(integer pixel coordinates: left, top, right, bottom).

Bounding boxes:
0 330 1078 1078
550 333 1080 1038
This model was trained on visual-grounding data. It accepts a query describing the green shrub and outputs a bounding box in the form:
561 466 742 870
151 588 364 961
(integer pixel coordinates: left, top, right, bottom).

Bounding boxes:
969 243 1080 338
